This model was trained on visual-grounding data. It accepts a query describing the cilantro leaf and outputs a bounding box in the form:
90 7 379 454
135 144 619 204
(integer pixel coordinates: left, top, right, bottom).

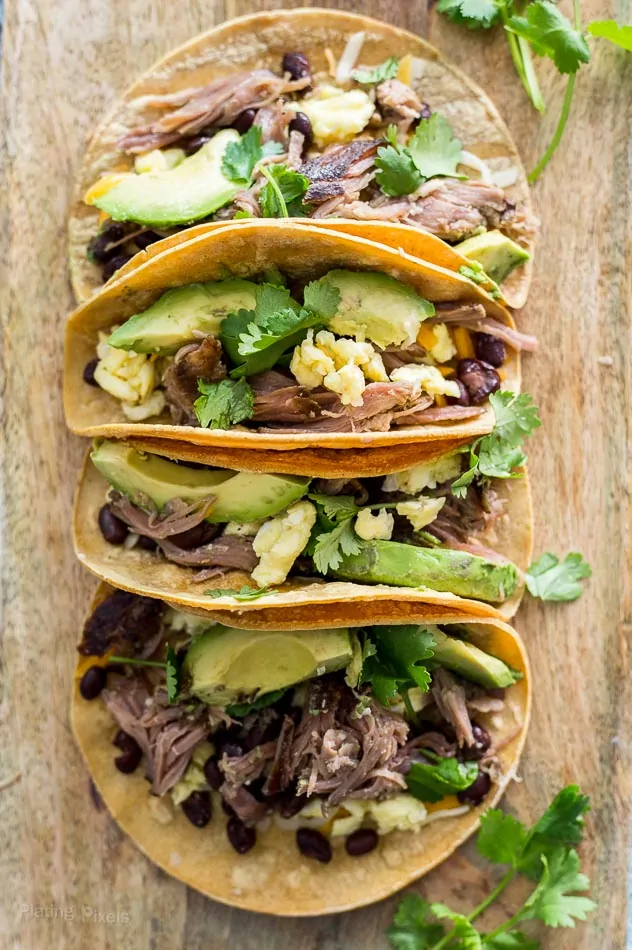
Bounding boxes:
375 143 423 197
587 20 632 51
431 906 483 948
518 785 591 879
361 653 411 707
312 519 362 574
477 439 527 480
506 2 591 74
308 493 359 521
233 209 253 219
406 754 479 803
303 279 342 319
477 809 529 866
204 585 272 601
521 848 596 927
525 553 591 603
353 56 400 84
221 126 283 184
193 377 254 429
387 894 446 949
165 644 181 703
408 114 463 179
226 688 287 717
483 935 541 949
259 164 311 217
370 624 436 692
437 0 501 30
490 391 541 446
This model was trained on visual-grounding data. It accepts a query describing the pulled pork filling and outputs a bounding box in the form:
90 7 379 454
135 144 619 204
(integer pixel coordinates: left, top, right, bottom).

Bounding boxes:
87 45 536 284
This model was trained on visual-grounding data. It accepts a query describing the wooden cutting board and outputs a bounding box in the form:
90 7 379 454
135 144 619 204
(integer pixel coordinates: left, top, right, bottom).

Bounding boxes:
1 0 630 947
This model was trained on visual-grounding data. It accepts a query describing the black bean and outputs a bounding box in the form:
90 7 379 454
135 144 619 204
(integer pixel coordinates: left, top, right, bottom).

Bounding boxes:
457 769 491 806
462 723 492 761
134 230 163 251
282 51 311 82
83 358 100 387
136 535 157 551
221 741 244 759
169 521 218 550
98 504 129 545
475 332 506 368
457 358 501 405
296 827 332 863
289 112 313 151
278 790 306 819
102 254 133 282
221 798 236 817
203 756 225 791
233 108 257 135
113 730 142 774
227 816 257 854
445 377 470 406
183 133 213 155
181 790 213 828
345 828 379 857
88 223 126 263
79 665 107 700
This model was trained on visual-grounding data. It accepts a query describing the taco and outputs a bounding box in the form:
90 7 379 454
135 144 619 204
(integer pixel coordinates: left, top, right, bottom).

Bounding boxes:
73 583 530 915
73 437 532 618
65 222 537 456
69 9 536 307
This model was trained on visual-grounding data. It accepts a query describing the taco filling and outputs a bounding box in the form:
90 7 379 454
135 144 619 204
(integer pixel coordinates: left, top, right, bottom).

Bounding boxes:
77 589 524 861
82 268 536 431
83 40 534 288
88 436 529 604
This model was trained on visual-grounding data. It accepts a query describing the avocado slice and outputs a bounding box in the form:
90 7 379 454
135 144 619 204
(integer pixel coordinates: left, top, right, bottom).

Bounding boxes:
455 231 530 285
307 270 434 349
331 540 519 604
91 441 310 523
183 625 353 705
89 129 243 228
429 628 520 688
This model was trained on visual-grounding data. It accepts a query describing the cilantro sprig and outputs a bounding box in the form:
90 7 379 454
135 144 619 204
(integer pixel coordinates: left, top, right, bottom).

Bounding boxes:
108 646 182 703
353 56 400 85
307 494 398 574
406 753 479 803
204 585 272 601
221 126 283 184
258 164 311 217
525 552 591 603
375 116 462 197
437 0 630 181
193 377 254 429
387 786 595 949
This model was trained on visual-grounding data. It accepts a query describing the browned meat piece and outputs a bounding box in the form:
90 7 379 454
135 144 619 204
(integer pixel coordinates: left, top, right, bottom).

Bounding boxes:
159 535 258 571
78 590 164 658
109 492 216 540
220 783 268 826
301 140 379 204
392 404 485 426
163 337 226 425
431 669 474 747
254 101 291 144
376 79 423 129
118 70 311 153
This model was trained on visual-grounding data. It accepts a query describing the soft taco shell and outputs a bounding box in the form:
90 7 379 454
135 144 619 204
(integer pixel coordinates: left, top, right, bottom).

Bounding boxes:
73 445 532 620
68 9 534 308
72 582 531 916
65 221 522 459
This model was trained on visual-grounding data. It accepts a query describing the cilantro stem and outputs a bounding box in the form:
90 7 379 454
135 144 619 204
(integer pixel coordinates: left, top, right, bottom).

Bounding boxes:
258 163 288 217
108 656 166 668
401 688 419 727
483 907 527 941
502 7 545 113
467 867 516 920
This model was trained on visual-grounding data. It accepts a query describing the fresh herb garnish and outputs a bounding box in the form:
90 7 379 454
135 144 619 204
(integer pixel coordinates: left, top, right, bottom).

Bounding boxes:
108 650 182 703
193 377 254 429
221 126 283 184
437 0 630 181
387 786 595 949
375 126 423 197
406 752 480 803
226 688 287 717
370 624 436 693
302 279 342 319
525 552 591 602
204 585 272 601
312 519 362 573
451 391 540 497
258 164 311 217
375 116 462 197
353 55 400 84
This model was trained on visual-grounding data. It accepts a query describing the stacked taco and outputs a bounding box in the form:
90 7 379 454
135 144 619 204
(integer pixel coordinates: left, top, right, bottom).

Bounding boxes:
64 9 540 916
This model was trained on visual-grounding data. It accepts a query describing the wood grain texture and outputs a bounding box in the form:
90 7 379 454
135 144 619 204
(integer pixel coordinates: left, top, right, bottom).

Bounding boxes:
1 0 630 948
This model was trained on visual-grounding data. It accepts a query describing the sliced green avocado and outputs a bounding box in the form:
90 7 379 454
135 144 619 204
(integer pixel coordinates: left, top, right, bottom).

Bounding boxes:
108 279 259 355
307 270 434 349
91 441 310 523
429 628 520 688
91 129 242 228
183 625 353 705
331 540 519 604
455 230 530 285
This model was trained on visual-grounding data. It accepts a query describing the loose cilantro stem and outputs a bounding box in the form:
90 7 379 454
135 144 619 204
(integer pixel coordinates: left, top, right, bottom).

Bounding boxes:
501 6 545 113
108 656 166 668
258 164 288 217
427 868 516 950
528 0 582 182
483 907 526 941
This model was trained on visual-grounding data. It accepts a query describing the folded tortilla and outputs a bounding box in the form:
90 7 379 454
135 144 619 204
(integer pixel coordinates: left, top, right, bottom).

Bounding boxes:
73 444 532 620
65 221 522 455
68 9 534 307
72 582 531 915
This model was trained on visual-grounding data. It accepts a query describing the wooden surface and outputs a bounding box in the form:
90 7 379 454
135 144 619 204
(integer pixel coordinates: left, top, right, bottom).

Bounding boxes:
1 1 631 947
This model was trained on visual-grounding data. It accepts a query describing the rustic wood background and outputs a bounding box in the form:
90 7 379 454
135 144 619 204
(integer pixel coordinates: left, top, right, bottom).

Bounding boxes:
1 0 631 947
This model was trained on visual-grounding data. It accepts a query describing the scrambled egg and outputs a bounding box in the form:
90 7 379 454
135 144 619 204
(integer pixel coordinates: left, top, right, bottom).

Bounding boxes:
223 521 262 537
355 507 394 541
390 364 461 399
94 329 166 420
134 147 186 174
295 85 375 147
252 501 317 587
396 497 446 531
290 330 387 407
429 323 457 363
382 453 462 495
170 740 214 806
300 795 428 837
